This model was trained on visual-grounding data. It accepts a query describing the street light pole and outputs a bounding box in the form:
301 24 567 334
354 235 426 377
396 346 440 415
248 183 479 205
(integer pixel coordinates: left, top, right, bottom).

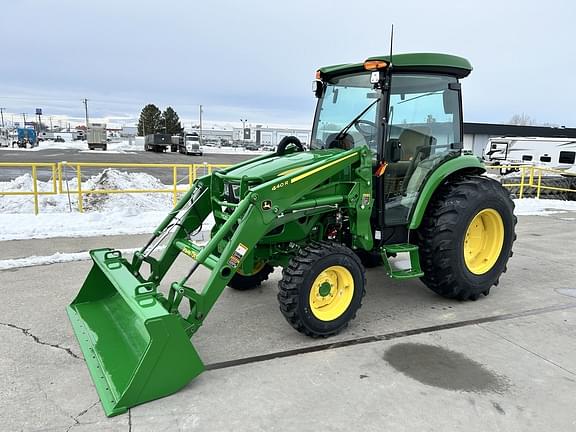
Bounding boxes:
0 108 5 128
240 118 247 147
82 98 89 128
199 105 203 145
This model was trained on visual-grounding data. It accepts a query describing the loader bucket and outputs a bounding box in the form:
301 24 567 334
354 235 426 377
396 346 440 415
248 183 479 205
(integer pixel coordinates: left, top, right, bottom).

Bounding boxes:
67 248 204 417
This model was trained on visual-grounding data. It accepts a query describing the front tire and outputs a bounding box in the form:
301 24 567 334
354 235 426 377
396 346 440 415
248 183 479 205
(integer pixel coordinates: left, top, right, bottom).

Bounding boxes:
278 241 365 337
418 175 516 300
228 263 274 290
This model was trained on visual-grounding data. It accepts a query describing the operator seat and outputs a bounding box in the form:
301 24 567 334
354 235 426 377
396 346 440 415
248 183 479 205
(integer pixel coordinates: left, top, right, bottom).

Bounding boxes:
384 127 434 195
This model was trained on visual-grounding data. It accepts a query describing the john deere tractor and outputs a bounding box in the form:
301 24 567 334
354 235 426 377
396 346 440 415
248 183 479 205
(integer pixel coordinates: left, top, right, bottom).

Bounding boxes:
68 53 516 416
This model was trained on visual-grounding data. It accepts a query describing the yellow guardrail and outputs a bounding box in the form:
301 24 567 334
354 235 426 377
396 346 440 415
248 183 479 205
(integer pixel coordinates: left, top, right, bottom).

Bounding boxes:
1 162 231 214
2 162 573 215
0 162 59 214
485 164 576 199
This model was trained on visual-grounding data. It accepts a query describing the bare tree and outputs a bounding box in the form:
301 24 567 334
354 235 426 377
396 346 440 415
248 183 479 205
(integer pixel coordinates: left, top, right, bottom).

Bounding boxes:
508 113 537 126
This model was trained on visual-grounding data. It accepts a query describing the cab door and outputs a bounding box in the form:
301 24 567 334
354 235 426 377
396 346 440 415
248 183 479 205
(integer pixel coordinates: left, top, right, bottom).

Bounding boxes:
381 74 463 226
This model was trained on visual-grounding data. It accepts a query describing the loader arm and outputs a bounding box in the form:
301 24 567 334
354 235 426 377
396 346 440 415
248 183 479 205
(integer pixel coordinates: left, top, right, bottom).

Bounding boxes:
67 146 373 416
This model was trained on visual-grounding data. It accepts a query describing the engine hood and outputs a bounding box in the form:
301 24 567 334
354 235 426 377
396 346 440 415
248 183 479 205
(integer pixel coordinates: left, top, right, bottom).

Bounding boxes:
223 149 346 183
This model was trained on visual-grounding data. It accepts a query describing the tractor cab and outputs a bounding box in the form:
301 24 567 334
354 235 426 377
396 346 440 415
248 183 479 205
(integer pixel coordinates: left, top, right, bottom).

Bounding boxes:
311 53 470 226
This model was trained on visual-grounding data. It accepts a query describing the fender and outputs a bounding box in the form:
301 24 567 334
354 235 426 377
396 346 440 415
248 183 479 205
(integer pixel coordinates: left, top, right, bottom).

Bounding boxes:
408 154 485 230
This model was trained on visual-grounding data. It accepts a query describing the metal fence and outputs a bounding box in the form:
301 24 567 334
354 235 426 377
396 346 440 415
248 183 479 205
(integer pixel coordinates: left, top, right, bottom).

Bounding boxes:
0 162 59 214
0 162 230 214
1 162 574 215
485 165 576 199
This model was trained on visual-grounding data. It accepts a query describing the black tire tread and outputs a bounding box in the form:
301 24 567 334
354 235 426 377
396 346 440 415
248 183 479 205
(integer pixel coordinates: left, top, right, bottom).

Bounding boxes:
228 264 274 290
278 241 366 337
418 175 517 300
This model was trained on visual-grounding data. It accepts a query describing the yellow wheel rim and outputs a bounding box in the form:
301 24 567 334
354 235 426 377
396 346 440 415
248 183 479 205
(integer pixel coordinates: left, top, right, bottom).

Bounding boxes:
464 208 505 275
237 261 265 276
309 265 354 321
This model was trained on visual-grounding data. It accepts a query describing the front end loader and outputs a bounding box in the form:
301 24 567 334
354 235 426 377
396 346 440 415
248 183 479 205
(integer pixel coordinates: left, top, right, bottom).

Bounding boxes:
68 53 516 416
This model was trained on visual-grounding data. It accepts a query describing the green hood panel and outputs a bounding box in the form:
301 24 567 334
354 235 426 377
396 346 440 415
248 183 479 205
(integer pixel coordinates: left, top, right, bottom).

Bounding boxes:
224 149 346 182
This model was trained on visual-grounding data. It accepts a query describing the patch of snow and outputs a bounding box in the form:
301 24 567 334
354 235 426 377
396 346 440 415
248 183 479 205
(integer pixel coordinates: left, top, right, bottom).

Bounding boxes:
0 169 216 240
513 198 576 216
0 139 144 153
0 210 168 241
200 146 271 155
0 249 140 270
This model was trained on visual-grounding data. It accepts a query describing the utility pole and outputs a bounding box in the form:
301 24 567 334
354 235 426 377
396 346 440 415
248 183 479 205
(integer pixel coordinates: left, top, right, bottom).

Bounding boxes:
49 116 53 131
0 108 5 128
199 105 203 145
82 98 89 128
240 118 247 147
22 113 27 127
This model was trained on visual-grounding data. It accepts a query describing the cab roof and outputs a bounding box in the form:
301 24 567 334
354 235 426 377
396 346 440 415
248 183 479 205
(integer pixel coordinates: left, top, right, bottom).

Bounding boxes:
318 53 472 80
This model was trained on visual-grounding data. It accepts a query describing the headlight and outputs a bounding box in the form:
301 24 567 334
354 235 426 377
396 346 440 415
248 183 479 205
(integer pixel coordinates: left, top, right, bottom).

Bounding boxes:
225 183 240 203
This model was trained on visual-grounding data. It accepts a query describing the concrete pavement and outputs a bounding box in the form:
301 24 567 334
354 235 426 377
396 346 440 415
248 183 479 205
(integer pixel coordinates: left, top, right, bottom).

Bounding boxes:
1 213 575 431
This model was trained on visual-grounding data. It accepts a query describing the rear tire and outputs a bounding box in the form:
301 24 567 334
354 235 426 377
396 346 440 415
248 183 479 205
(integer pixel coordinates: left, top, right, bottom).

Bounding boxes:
278 241 365 337
418 175 516 301
228 263 274 290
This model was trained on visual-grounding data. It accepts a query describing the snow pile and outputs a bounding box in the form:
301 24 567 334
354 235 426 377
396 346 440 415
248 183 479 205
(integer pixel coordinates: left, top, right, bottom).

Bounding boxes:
0 169 174 214
0 169 179 240
81 169 174 212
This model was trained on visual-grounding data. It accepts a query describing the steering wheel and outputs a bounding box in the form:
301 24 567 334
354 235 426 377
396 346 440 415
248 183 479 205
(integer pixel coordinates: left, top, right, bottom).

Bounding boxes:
276 136 304 155
354 119 377 137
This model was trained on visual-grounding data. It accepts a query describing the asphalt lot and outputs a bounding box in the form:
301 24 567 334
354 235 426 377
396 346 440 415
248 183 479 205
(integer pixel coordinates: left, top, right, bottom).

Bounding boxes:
0 148 254 183
1 212 576 431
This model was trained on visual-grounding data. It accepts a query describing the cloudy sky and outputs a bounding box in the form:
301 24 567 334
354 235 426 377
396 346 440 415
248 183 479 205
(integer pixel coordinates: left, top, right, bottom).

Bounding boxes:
0 0 574 128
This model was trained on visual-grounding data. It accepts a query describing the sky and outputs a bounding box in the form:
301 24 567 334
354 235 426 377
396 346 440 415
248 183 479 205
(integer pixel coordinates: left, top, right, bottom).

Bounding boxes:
0 0 574 129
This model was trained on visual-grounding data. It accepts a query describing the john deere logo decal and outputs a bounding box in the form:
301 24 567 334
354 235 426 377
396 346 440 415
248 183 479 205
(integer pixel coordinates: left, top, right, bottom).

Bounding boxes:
262 200 272 210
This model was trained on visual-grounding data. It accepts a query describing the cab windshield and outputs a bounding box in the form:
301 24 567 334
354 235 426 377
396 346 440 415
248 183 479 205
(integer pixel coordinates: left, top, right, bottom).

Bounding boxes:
311 72 380 153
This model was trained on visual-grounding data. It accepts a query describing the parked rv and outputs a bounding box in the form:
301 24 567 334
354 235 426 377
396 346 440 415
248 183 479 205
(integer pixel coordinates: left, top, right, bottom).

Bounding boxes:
484 137 576 170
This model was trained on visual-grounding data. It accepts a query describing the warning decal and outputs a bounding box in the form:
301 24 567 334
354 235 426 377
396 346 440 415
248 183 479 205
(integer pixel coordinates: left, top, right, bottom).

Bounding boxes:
228 243 249 268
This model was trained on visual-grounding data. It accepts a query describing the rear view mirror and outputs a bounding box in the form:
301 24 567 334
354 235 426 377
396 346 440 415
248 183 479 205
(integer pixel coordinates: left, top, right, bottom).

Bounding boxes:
312 80 324 98
388 139 402 163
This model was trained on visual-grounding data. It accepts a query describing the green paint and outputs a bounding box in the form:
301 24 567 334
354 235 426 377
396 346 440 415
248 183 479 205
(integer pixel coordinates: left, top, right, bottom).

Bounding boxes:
380 243 424 280
68 52 487 415
319 52 472 79
319 281 332 297
408 155 485 230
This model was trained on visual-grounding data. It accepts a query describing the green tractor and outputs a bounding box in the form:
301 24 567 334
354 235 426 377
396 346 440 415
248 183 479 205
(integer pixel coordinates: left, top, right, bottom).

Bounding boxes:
68 53 516 416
